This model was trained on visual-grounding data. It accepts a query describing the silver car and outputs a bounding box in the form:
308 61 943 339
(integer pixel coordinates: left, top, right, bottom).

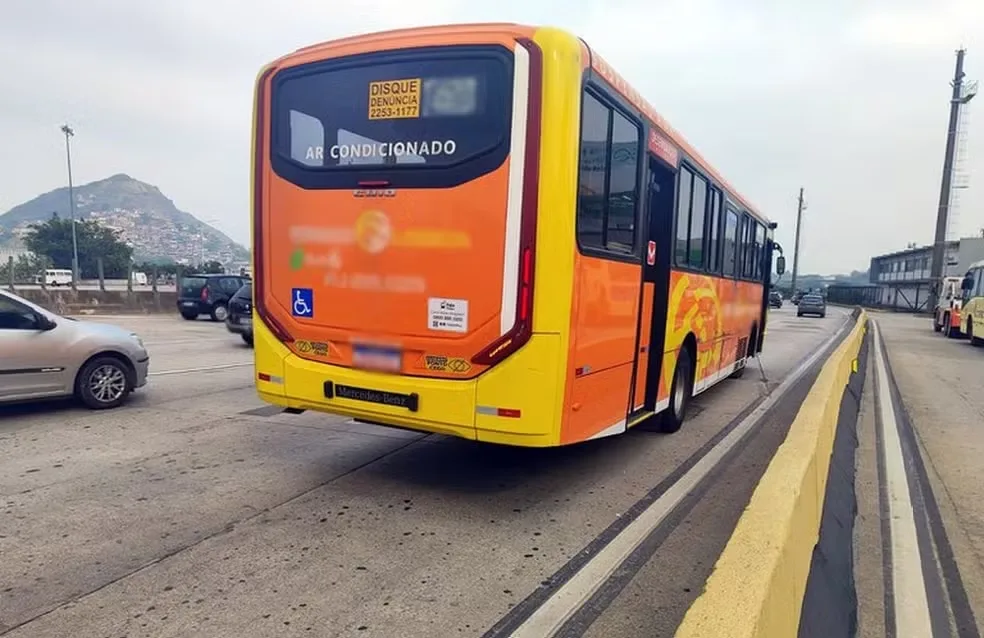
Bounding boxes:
0 289 149 409
796 293 827 318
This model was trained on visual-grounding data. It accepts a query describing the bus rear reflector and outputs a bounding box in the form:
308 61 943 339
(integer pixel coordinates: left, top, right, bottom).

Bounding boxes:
477 405 522 418
258 372 283 384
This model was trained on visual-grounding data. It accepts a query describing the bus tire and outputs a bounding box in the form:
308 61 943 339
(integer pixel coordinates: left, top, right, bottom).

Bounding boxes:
969 319 983 347
659 347 694 434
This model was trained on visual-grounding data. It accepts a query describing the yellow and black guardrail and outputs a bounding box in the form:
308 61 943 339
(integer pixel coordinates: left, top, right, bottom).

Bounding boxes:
676 308 869 638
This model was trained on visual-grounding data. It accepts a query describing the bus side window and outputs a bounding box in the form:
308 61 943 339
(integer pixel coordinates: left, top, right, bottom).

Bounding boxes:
735 215 747 279
605 111 640 254
722 208 738 277
744 216 759 280
576 92 610 251
674 166 694 265
755 222 767 281
575 90 641 257
744 216 758 279
707 187 721 274
687 173 707 268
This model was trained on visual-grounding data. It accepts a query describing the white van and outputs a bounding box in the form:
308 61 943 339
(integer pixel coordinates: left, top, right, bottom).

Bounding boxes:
37 269 73 286
132 271 148 286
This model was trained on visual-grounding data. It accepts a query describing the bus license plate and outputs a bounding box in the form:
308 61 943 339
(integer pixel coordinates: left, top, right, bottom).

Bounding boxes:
352 343 402 373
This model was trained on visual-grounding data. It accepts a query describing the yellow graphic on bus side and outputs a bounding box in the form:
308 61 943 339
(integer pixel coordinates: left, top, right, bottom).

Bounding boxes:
368 78 421 120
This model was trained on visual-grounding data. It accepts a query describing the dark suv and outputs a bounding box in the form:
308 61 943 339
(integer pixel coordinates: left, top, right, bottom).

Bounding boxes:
177 274 249 321
225 283 253 346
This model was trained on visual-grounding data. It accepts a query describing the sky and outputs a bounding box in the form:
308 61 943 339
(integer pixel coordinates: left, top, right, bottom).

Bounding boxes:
2 0 983 275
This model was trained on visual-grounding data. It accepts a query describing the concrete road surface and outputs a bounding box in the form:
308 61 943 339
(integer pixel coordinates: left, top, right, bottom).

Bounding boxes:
0 304 849 638
854 313 984 638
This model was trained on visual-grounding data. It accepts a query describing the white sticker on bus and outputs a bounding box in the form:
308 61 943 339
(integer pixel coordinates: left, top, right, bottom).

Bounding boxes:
304 140 457 162
427 297 469 333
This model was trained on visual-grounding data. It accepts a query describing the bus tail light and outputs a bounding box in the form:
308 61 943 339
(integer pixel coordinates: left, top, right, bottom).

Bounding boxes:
519 247 533 321
471 37 542 368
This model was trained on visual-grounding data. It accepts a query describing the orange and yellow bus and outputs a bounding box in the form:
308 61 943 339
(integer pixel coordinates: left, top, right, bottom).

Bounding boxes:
251 23 784 447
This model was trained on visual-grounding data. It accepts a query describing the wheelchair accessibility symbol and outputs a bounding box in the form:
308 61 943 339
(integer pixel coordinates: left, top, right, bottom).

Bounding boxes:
291 288 314 318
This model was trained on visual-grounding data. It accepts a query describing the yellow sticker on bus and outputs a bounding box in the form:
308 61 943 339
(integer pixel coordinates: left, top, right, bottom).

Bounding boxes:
368 78 421 120
423 355 471 374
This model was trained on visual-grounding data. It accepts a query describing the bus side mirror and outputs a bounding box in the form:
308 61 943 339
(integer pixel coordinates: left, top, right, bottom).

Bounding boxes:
776 255 786 276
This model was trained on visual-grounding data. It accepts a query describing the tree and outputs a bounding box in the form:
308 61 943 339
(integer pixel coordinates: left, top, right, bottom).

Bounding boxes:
183 260 225 275
135 260 178 276
24 214 133 278
0 253 51 284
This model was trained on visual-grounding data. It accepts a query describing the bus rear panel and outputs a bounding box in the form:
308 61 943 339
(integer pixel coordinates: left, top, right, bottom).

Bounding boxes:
252 27 560 445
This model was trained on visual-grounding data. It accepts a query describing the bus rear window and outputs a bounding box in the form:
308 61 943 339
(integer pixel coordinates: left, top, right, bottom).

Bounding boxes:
272 47 513 172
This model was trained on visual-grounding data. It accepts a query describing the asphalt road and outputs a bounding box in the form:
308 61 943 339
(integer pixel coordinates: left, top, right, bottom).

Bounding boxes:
0 304 848 638
855 313 984 638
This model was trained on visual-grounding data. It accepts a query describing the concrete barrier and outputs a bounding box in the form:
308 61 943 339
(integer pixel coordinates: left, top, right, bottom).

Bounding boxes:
675 309 868 638
14 288 178 315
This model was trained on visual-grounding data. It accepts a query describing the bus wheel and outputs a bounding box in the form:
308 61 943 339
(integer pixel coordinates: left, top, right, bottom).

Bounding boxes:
660 347 694 434
969 319 983 347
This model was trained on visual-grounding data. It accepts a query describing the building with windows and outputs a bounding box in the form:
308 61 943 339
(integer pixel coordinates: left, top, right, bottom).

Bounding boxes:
866 237 984 310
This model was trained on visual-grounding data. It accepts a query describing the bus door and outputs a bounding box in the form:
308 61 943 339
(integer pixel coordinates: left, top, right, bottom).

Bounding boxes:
628 153 676 419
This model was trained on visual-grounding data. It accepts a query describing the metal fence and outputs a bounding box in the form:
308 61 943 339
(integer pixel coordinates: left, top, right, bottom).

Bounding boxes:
826 283 933 312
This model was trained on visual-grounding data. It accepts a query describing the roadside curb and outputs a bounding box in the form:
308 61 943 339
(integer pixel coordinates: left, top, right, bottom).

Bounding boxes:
674 308 868 638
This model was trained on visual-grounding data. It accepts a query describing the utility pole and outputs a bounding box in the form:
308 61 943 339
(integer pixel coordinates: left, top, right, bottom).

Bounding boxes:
928 49 977 309
61 124 80 286
791 187 806 294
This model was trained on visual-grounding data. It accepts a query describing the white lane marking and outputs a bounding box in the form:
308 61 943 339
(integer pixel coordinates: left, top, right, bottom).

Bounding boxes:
509 314 854 638
149 362 253 377
871 320 933 637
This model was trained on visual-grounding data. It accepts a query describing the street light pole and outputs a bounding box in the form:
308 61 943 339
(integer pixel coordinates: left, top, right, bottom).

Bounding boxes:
61 124 80 286
791 187 806 294
928 48 977 310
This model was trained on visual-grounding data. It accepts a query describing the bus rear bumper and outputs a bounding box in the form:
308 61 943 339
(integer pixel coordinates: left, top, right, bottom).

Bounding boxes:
256 332 564 447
